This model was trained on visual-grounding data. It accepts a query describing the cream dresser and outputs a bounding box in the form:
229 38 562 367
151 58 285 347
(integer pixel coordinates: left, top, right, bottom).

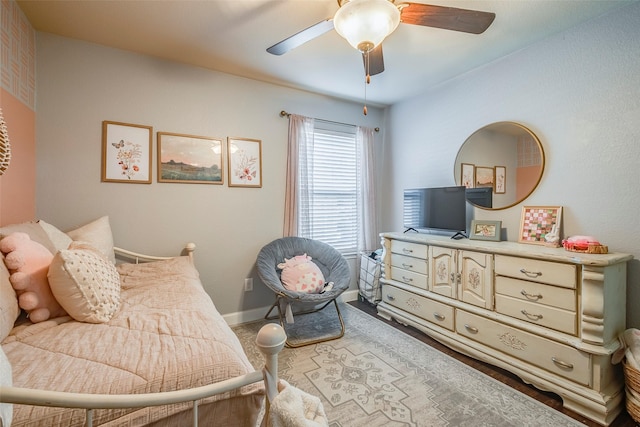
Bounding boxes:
377 232 632 426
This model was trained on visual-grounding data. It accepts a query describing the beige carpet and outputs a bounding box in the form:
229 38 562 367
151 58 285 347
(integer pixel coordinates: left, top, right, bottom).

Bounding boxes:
232 303 584 427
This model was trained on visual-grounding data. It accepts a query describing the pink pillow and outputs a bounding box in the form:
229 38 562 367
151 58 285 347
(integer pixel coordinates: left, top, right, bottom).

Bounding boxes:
278 254 325 293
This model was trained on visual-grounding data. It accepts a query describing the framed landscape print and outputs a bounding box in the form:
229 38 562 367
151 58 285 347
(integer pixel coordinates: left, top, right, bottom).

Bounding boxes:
475 166 494 189
157 132 224 184
227 137 262 187
519 206 562 245
102 121 152 183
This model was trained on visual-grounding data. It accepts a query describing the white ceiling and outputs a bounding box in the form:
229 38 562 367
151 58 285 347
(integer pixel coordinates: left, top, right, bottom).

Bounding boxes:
17 0 635 106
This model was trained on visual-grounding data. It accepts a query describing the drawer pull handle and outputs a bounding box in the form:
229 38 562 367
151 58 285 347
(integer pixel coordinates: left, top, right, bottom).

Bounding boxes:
521 310 543 320
433 313 445 321
386 295 396 301
519 268 542 278
520 290 543 300
464 324 479 334
551 357 574 370
402 263 413 269
402 248 414 254
402 276 413 282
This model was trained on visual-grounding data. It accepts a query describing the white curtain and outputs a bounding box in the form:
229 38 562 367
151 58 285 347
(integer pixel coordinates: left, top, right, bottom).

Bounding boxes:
283 114 314 237
356 125 378 252
284 114 378 253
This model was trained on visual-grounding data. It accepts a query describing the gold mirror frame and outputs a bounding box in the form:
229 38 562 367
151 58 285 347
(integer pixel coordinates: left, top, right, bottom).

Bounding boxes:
454 122 545 210
0 108 10 176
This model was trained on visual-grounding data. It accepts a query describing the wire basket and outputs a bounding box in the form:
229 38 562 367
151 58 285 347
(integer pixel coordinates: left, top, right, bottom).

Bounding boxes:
623 359 640 422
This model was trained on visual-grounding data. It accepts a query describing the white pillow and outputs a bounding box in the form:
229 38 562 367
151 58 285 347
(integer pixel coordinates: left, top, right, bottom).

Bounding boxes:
66 216 115 264
38 219 72 252
48 242 120 324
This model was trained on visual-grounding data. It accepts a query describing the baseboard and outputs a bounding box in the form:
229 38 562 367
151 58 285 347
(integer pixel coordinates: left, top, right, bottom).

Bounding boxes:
224 289 359 326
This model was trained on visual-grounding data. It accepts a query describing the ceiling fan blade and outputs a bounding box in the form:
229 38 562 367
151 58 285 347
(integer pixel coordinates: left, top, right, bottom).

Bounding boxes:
362 44 385 76
267 19 334 55
400 3 495 34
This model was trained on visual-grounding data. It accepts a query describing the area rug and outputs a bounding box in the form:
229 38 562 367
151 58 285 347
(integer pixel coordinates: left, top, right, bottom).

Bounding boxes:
232 303 584 427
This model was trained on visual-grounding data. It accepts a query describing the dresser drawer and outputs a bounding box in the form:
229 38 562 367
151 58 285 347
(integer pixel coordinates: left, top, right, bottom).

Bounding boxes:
456 310 589 385
495 276 576 311
495 294 577 335
390 240 428 259
383 285 454 331
495 255 577 289
391 253 428 275
390 266 428 290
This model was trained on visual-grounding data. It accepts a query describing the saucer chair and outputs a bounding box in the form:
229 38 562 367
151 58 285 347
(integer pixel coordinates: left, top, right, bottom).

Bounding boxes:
256 237 350 347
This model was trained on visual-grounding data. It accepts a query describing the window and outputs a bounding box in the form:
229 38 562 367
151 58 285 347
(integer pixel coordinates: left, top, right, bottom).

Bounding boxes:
298 122 360 255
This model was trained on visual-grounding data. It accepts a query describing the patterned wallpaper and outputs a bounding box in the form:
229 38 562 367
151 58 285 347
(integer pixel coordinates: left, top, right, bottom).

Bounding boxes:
1 0 35 110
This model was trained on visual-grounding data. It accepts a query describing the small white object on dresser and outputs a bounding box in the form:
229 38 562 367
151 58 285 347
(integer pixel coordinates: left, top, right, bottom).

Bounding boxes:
377 232 633 426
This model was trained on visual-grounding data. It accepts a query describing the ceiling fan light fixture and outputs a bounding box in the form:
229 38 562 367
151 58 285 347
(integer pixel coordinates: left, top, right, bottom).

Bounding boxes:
334 0 400 52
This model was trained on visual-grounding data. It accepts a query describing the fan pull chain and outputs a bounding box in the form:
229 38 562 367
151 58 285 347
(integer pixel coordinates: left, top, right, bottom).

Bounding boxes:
363 50 370 116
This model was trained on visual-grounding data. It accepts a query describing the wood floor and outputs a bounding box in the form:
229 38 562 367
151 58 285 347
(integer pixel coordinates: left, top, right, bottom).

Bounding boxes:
348 299 637 427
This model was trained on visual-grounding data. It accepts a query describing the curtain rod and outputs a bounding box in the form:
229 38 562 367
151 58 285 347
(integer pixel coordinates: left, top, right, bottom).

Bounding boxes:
279 110 380 133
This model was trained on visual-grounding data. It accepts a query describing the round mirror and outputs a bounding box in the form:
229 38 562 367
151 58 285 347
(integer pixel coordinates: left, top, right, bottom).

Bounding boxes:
454 122 545 210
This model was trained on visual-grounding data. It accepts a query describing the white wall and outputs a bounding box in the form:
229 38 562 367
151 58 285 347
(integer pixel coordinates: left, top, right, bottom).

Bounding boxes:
382 3 640 327
34 34 386 320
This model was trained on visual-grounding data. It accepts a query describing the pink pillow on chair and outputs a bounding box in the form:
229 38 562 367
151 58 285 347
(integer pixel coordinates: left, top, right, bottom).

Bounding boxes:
278 254 325 294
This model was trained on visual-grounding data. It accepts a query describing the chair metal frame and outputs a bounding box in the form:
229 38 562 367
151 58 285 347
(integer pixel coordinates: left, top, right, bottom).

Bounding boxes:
256 237 350 348
265 296 345 348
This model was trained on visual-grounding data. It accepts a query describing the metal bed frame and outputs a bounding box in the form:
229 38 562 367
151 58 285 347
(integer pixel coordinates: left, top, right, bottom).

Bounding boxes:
0 244 286 427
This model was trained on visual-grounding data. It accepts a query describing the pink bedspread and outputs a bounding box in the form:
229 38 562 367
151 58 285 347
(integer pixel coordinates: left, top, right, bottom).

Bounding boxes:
2 256 262 426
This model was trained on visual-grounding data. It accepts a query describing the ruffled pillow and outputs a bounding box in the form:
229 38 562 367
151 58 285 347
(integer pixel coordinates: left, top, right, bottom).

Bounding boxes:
0 253 19 341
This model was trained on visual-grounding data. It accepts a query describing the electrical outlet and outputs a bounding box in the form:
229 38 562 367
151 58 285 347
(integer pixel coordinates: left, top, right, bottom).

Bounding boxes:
244 278 253 292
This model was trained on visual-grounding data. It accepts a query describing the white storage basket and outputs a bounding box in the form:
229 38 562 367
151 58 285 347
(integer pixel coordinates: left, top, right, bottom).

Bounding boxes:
358 252 382 304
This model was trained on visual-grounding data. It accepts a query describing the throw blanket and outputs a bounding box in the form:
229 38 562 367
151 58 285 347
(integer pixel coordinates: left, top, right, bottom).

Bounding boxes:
614 328 640 369
265 380 328 427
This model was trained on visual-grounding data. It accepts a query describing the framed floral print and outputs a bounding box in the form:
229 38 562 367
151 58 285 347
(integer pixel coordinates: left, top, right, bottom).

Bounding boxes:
495 166 506 194
157 132 224 184
461 163 475 188
227 137 262 188
102 121 152 183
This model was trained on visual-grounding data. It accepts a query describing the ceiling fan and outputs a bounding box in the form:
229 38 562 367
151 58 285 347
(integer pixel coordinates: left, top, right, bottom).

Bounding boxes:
267 0 496 77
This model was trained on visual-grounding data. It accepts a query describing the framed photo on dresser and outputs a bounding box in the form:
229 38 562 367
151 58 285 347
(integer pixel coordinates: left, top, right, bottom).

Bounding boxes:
518 206 562 245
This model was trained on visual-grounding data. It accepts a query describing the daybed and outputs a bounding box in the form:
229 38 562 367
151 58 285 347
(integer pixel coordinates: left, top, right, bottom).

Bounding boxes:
0 217 284 427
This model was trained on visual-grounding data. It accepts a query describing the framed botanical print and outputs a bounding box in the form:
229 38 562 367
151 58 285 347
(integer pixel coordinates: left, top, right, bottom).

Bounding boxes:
461 163 475 188
495 166 506 194
102 121 152 183
227 137 262 187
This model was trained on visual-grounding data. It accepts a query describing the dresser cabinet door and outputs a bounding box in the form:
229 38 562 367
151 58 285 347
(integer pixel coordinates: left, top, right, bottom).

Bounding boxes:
458 250 494 309
429 246 456 298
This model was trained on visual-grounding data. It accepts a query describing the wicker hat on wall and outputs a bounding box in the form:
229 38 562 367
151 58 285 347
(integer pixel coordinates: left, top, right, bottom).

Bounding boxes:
0 108 11 175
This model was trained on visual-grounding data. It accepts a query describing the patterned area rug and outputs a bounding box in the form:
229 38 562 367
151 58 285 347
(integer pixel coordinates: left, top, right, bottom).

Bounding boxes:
232 303 583 427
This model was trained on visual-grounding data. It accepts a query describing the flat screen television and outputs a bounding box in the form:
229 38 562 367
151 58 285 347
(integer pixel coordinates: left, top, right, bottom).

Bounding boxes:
403 186 467 237
465 187 493 208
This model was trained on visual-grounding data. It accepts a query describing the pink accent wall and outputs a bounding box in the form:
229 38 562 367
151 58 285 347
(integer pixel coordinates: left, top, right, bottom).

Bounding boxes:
516 165 542 201
0 89 36 224
0 0 36 225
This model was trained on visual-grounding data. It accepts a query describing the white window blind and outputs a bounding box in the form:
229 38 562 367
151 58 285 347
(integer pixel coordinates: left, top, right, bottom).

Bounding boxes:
299 122 360 255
